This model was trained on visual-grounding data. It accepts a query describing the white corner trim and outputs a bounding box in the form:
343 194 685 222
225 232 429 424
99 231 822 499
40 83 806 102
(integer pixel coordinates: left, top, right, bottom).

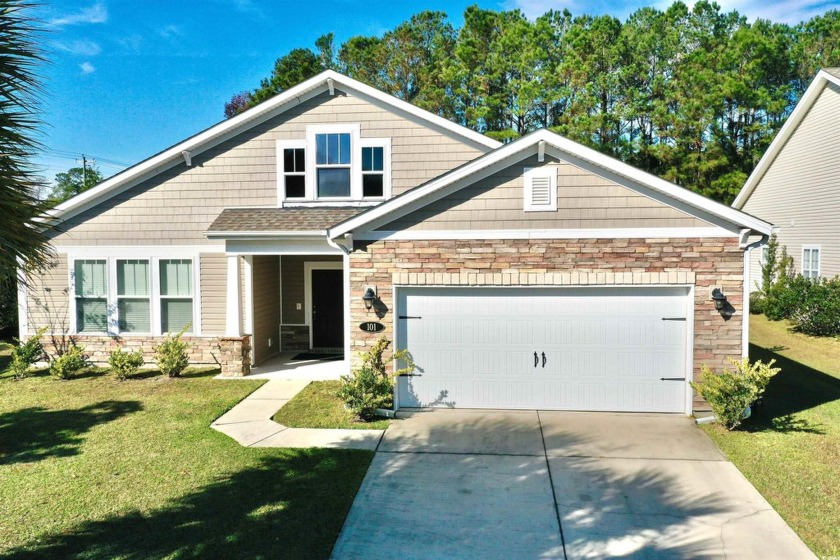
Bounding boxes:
733 70 840 209
354 227 739 241
16 259 28 337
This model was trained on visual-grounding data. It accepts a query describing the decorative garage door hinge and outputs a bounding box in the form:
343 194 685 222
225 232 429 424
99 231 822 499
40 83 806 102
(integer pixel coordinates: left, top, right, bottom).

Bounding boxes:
660 377 686 381
398 315 422 319
661 317 687 321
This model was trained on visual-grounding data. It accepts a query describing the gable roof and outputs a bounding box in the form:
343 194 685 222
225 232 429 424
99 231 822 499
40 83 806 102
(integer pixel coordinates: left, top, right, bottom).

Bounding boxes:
328 128 773 239
732 68 840 210
49 70 501 224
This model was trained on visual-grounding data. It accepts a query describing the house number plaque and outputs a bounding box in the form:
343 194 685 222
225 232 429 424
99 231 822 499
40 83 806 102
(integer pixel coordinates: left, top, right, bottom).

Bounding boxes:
359 322 385 333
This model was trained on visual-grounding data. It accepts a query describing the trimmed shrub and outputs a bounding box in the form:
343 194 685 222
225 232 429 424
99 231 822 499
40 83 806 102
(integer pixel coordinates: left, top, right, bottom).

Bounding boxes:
49 344 88 380
337 336 415 420
9 327 46 379
691 358 780 430
109 347 145 381
749 292 765 315
154 325 190 378
790 277 840 336
764 272 810 321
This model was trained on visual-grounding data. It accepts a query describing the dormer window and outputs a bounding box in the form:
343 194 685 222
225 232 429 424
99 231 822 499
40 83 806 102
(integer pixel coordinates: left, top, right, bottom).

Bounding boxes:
278 124 390 204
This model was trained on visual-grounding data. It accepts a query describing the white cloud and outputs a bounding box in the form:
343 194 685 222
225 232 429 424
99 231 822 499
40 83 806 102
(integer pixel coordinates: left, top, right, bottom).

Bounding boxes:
117 33 144 54
158 24 182 39
80 61 96 74
52 39 101 57
713 0 836 24
49 2 108 26
506 0 577 19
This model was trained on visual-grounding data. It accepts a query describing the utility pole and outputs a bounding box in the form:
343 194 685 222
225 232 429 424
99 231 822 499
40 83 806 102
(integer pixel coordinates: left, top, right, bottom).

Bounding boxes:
75 154 95 193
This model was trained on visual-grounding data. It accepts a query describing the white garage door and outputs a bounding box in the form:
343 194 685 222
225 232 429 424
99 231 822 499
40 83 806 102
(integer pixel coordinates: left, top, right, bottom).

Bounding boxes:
396 287 689 413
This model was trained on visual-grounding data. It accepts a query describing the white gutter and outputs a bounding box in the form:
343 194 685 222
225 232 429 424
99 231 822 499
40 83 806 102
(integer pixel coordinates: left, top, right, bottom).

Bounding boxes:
741 230 770 357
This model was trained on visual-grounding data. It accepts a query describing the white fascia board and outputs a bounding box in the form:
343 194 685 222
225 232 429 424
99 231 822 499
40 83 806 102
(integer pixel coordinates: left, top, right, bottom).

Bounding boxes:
49 70 499 224
355 227 738 241
732 70 840 209
331 128 772 239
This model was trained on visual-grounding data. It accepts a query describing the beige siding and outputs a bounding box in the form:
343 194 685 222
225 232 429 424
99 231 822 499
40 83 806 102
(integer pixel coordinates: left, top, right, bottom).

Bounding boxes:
743 82 840 283
200 253 226 335
25 255 70 335
380 155 710 231
280 255 342 325
48 90 488 247
251 256 280 364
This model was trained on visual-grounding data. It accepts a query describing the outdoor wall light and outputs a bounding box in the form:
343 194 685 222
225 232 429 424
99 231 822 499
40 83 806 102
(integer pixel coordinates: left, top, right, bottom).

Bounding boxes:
711 288 727 311
362 287 377 311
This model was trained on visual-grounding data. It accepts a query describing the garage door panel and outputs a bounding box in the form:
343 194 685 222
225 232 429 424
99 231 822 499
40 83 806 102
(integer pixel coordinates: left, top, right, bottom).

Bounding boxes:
397 287 688 412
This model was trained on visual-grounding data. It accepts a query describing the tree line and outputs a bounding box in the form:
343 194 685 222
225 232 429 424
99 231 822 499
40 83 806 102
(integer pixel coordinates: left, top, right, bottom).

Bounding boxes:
225 1 838 204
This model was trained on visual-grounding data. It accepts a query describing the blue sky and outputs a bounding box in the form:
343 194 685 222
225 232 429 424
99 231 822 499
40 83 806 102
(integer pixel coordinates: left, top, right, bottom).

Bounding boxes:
33 0 838 185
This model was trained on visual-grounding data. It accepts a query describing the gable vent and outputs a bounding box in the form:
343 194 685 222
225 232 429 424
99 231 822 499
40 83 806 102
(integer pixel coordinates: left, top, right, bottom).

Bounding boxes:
530 176 551 206
524 167 557 212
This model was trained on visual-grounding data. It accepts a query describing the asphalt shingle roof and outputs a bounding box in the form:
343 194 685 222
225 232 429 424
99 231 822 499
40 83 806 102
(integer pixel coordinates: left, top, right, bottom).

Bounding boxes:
207 207 366 233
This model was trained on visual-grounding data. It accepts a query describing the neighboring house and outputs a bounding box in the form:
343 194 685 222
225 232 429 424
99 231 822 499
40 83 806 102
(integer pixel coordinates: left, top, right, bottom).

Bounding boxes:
22 70 771 415
733 68 840 291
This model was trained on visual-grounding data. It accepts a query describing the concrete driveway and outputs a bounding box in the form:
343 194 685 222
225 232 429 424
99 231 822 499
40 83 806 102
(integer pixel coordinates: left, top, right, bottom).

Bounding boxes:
331 410 815 559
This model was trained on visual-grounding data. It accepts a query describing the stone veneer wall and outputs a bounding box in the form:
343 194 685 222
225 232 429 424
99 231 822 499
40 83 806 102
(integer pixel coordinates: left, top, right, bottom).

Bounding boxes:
39 334 252 376
349 238 744 399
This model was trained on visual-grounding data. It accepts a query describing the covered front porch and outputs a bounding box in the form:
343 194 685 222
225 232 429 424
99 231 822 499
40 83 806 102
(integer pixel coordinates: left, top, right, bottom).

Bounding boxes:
208 207 362 377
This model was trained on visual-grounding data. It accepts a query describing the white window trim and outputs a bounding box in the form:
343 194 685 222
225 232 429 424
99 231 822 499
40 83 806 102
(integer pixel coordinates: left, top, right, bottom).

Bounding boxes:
70 259 110 335
277 139 307 205
68 252 201 336
801 245 820 279
114 259 154 336
359 137 392 200
306 124 360 202
523 166 558 212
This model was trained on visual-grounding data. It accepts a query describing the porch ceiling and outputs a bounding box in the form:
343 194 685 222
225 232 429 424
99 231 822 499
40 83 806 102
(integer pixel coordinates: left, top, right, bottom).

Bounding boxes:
207 207 365 235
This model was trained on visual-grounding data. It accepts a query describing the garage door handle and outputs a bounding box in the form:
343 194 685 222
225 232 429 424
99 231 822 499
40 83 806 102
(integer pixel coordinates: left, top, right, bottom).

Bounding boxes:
542 352 547 368
660 377 686 381
534 352 538 368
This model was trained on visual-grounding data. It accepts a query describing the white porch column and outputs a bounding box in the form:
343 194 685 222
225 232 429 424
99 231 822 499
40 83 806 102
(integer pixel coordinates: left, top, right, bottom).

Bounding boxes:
226 254 242 336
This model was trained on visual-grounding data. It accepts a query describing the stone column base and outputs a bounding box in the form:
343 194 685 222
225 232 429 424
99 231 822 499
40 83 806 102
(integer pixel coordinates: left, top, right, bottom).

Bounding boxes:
219 336 251 377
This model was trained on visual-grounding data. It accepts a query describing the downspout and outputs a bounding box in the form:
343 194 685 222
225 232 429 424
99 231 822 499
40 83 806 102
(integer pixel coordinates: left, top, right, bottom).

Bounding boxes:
740 229 770 358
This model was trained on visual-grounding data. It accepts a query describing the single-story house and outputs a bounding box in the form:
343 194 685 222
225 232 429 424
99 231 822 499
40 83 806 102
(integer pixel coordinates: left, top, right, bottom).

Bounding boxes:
733 68 840 290
22 70 772 415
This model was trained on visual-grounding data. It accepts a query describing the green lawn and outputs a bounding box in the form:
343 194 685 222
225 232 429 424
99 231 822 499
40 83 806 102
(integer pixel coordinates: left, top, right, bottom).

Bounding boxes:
0 346 373 559
700 315 840 558
273 380 390 430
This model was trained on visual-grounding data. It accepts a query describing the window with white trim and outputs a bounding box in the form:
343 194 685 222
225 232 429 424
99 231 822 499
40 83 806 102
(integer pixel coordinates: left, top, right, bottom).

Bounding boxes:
524 167 557 212
802 246 820 279
74 259 108 333
117 259 151 333
70 256 197 336
315 132 351 197
159 259 194 333
278 125 391 203
281 143 306 199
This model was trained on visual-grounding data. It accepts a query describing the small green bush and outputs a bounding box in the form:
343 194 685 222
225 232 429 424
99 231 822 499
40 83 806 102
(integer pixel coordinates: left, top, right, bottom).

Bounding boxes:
691 358 780 430
336 365 393 421
154 325 190 378
790 277 840 336
749 292 765 315
337 336 415 420
109 347 145 381
9 327 46 379
49 344 88 380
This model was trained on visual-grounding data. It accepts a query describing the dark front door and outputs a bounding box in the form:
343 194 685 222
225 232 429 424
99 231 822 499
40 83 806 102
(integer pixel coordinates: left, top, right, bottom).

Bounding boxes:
311 269 343 349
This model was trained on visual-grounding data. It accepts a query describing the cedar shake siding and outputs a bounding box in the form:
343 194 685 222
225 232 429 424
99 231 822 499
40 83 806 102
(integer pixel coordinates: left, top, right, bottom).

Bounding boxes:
349 238 743 392
47 90 488 247
742 81 840 289
378 156 711 232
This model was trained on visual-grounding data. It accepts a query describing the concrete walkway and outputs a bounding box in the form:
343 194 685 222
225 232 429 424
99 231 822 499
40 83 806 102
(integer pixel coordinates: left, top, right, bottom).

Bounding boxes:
211 379 384 450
